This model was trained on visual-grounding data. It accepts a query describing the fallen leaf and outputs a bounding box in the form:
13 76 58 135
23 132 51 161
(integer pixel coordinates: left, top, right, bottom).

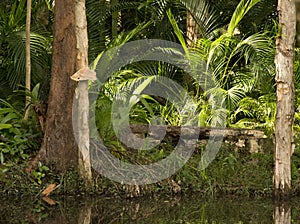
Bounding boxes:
42 196 56 205
42 184 56 197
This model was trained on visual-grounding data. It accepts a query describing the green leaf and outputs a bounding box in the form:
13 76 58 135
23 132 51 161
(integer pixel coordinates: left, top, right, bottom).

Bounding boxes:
166 9 187 51
227 0 261 36
0 112 19 124
0 124 12 129
0 152 4 164
130 76 156 106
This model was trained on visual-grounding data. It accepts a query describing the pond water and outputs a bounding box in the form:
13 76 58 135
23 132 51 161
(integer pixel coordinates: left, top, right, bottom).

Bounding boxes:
1 194 299 223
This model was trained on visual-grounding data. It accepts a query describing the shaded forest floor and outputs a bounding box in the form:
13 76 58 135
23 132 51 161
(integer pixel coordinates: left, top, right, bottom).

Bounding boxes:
2 139 300 198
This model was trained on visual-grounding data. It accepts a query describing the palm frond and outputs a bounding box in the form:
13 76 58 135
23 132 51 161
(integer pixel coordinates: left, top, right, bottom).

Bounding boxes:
231 94 276 132
207 107 228 127
206 34 236 72
234 32 274 63
167 9 187 50
179 0 223 38
227 0 261 36
239 0 277 34
5 31 51 89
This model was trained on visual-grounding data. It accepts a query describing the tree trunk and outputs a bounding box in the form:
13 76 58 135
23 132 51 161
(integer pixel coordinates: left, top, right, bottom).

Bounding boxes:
38 0 78 171
24 0 32 120
185 6 201 91
74 0 92 185
296 1 300 47
111 0 118 38
186 12 200 48
274 0 296 199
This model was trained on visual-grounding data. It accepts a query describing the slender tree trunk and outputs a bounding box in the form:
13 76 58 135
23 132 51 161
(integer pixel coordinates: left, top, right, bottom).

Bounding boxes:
24 0 32 120
296 1 300 47
99 0 106 51
111 0 118 38
274 0 296 199
38 0 78 171
74 0 92 185
185 9 201 91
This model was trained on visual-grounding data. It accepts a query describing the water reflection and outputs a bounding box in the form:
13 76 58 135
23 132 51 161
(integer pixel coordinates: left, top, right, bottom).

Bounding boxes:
274 202 291 224
1 194 300 223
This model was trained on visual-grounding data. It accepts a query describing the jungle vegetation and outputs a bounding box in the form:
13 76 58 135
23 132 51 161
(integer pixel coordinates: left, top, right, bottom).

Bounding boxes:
0 0 300 197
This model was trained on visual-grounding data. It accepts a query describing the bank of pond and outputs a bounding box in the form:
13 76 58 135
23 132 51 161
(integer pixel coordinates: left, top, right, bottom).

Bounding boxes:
1 138 300 223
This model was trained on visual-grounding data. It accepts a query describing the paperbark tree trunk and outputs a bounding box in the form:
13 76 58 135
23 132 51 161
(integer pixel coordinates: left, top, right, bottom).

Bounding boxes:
74 0 92 185
274 0 296 199
38 0 78 171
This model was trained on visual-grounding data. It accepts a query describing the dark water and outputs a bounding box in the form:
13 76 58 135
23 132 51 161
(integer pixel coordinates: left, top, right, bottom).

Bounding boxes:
0 194 299 223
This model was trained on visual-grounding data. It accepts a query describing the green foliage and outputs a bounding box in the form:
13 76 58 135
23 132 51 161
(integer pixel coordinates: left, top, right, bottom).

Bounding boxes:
227 0 261 36
231 94 276 134
2 0 300 200
166 2 276 129
294 48 300 132
79 0 283 143
238 0 277 35
0 98 41 164
179 0 222 38
32 162 49 185
0 0 52 99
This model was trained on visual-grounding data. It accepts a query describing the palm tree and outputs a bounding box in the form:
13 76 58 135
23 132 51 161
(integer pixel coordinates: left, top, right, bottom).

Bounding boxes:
168 0 276 127
86 0 278 130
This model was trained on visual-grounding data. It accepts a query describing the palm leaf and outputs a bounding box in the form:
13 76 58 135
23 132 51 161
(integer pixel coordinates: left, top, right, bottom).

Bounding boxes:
167 9 187 50
179 0 223 38
227 0 261 36
6 31 51 89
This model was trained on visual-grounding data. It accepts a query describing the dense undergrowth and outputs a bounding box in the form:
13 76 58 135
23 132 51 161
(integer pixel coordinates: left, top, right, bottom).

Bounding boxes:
2 136 300 198
1 88 300 198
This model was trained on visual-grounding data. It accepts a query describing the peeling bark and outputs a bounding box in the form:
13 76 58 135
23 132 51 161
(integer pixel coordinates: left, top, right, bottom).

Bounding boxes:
274 0 296 199
74 0 92 185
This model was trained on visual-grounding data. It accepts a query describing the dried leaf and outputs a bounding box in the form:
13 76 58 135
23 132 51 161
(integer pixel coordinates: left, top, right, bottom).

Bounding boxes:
42 196 56 205
42 183 56 197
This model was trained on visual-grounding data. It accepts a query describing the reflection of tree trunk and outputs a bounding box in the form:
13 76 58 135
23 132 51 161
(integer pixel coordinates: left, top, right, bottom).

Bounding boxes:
274 203 291 224
78 200 92 224
274 0 296 199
